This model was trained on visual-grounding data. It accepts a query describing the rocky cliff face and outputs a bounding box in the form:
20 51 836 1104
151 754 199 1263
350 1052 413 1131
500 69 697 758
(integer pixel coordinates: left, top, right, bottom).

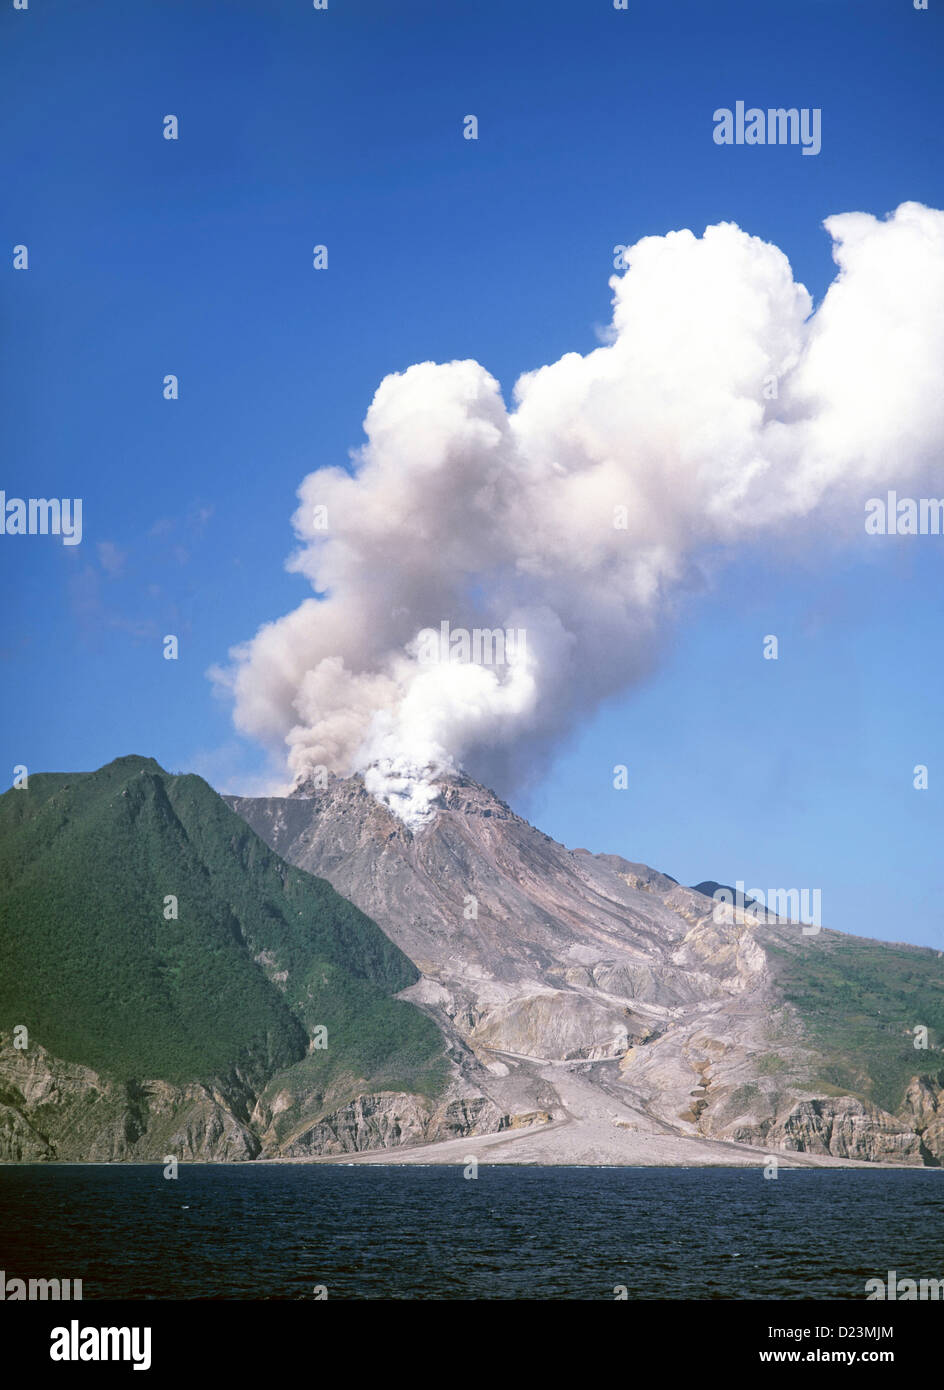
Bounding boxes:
0 1038 260 1161
226 771 944 1166
274 1094 512 1157
0 1035 519 1162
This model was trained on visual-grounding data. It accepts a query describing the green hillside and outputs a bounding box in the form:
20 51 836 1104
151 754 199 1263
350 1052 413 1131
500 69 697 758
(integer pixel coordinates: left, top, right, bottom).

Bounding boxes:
765 930 944 1114
0 756 446 1099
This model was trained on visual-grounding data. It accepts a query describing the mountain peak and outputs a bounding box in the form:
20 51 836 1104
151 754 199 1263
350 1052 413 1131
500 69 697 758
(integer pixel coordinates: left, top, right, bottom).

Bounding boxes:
288 763 519 833
432 771 518 822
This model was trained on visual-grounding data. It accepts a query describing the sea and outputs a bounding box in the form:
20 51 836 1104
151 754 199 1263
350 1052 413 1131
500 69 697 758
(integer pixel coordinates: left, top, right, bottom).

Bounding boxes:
1 1164 942 1301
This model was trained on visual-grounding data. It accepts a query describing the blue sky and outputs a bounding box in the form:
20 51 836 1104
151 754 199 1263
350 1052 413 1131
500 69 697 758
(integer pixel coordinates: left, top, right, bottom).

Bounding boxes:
2 0 942 944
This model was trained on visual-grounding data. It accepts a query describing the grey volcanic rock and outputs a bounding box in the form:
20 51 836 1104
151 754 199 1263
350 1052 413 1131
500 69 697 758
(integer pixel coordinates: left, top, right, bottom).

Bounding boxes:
0 1037 261 1162
0 1102 54 1161
227 773 754 1028
283 1093 433 1156
0 1033 519 1163
280 1092 510 1157
469 991 636 1060
226 770 944 1165
774 1097 924 1163
900 1074 944 1159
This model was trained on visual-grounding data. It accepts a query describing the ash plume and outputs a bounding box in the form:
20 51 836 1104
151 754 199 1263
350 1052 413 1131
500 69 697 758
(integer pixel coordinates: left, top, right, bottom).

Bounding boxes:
214 203 944 822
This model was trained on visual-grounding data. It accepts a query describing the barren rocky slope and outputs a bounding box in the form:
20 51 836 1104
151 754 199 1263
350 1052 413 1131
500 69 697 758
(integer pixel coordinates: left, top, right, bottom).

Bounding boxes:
228 771 944 1165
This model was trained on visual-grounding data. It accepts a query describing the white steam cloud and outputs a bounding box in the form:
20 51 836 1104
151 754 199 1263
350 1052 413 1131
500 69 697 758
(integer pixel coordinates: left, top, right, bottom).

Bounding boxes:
217 203 944 822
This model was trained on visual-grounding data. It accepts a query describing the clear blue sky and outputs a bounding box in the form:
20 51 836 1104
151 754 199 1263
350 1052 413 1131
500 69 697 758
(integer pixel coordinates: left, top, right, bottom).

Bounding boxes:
2 0 942 944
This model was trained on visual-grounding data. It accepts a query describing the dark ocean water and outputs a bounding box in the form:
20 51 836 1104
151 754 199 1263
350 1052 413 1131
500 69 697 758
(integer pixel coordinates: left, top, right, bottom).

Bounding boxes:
1 1164 942 1300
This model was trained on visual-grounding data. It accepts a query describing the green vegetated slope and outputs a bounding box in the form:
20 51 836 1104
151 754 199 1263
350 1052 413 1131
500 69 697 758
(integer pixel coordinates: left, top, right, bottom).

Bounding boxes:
764 928 944 1114
0 756 446 1100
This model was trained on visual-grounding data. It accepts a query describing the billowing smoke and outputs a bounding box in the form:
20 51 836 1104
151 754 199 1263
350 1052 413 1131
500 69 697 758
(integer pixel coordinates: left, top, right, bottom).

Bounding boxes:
216 202 944 823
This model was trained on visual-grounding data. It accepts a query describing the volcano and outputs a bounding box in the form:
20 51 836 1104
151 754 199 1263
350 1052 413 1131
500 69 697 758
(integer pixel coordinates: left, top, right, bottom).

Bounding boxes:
226 770 944 1166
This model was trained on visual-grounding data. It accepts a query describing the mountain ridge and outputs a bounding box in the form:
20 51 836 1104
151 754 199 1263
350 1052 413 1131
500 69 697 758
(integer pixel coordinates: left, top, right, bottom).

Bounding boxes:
227 768 944 1165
